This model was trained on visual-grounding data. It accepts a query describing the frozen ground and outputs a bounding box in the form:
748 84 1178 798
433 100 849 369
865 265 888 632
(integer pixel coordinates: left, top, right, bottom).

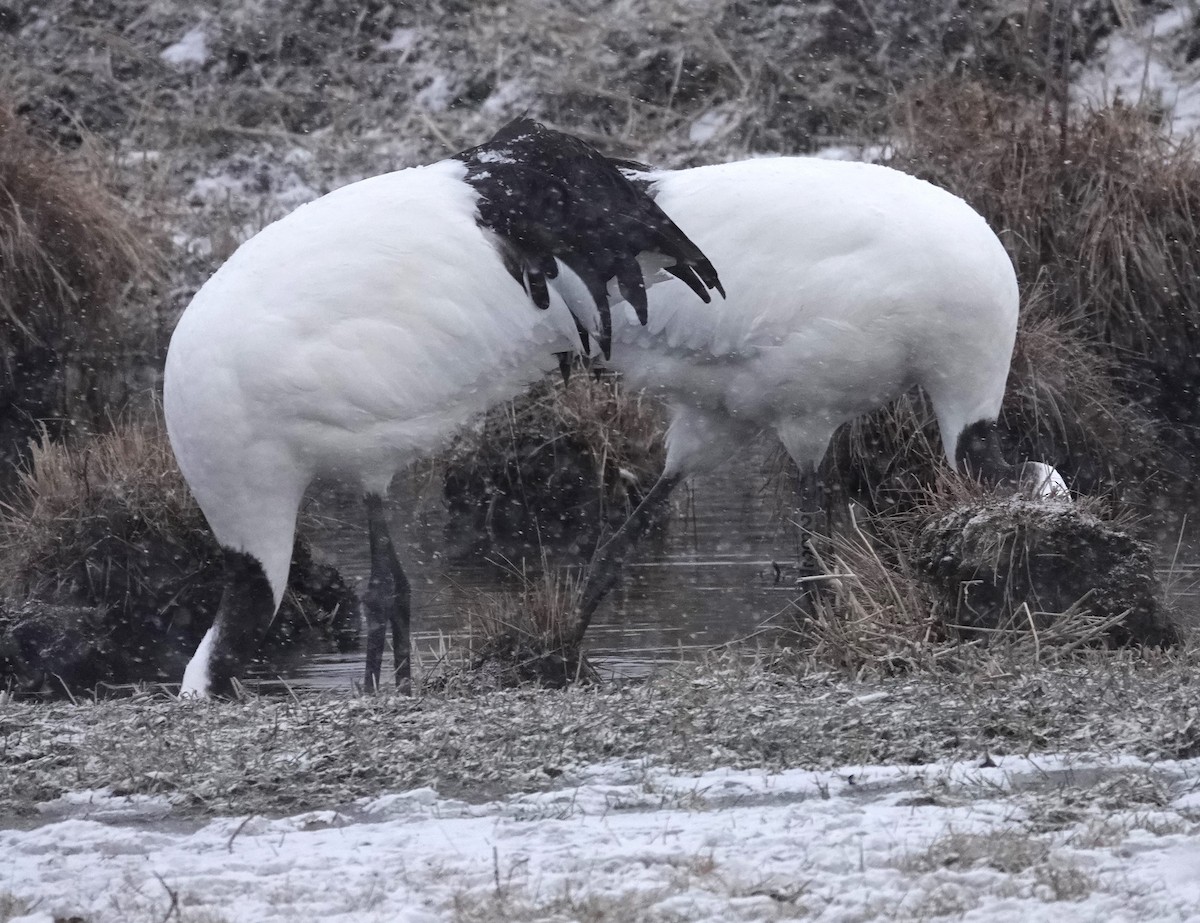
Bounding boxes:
5 657 1200 923
4 752 1200 922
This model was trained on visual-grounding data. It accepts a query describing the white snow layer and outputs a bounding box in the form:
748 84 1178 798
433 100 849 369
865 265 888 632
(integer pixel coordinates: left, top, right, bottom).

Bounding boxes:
5 753 1200 922
160 25 210 70
1075 4 1200 138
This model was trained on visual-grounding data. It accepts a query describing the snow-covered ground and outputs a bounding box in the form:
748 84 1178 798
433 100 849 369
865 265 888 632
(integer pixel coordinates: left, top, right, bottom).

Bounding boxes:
5 752 1200 922
1075 5 1200 138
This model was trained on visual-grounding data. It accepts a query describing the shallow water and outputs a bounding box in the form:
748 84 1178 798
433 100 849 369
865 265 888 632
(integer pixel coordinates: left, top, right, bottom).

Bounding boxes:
253 448 810 691
252 453 1200 693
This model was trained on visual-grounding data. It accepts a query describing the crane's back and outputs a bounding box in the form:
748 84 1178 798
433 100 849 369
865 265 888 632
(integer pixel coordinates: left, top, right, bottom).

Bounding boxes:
609 157 1019 466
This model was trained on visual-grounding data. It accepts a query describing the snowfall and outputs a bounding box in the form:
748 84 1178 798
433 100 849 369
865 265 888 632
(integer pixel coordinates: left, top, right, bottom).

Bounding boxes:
5 751 1200 922
6 6 1200 923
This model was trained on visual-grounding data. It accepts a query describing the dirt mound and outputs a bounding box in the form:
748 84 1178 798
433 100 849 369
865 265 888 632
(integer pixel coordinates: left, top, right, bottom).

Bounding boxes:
916 498 1179 648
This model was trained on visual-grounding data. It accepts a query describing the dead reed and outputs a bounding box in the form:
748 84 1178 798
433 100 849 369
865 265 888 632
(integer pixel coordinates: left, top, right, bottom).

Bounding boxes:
0 97 154 466
0 417 356 695
457 555 597 689
892 83 1200 485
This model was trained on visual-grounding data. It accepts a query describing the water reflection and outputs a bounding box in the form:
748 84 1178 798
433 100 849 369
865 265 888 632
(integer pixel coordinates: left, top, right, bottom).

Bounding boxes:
252 454 1200 693
254 450 806 691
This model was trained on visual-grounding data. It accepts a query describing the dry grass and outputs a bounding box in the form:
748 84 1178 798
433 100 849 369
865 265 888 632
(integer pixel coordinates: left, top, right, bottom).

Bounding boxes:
1002 313 1157 493
0 894 30 923
4 648 1200 819
776 505 943 677
3 0 1122 216
0 416 222 691
455 555 597 689
892 83 1200 483
0 95 156 462
899 829 1098 904
0 417 356 695
767 463 1165 676
0 414 202 601
442 370 667 552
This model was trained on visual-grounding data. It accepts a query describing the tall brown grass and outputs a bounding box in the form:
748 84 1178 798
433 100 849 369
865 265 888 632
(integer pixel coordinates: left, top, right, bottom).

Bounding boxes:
0 417 356 694
891 83 1200 488
0 97 153 473
460 555 596 688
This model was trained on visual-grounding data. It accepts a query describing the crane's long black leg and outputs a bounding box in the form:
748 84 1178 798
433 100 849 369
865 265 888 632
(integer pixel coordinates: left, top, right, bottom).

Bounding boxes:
573 471 682 646
195 549 277 698
795 464 822 572
793 463 828 614
363 492 412 693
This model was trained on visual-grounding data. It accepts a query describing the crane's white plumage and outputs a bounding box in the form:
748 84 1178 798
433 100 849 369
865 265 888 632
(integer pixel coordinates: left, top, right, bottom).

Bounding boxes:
169 133 1062 694
168 163 577 598
611 157 1019 477
166 120 721 697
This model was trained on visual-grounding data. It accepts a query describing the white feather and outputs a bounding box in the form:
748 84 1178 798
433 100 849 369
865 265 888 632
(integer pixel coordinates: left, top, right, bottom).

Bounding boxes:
607 157 1021 476
165 160 580 607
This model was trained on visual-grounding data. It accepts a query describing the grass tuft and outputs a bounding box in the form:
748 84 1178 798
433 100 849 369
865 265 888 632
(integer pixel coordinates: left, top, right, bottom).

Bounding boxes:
0 95 157 469
453 556 596 689
0 416 356 696
893 83 1200 486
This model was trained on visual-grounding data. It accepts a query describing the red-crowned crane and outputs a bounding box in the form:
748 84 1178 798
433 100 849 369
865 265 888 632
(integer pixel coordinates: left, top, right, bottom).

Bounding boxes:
574 156 1066 633
165 119 722 697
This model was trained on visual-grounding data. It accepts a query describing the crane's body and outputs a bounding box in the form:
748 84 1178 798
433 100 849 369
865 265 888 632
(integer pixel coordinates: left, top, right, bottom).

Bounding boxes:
166 161 581 604
572 157 1048 632
610 157 1019 478
165 120 721 697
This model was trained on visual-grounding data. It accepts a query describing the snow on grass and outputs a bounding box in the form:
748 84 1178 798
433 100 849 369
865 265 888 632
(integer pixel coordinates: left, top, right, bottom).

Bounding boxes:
1074 4 1200 138
160 24 210 71
4 753 1200 922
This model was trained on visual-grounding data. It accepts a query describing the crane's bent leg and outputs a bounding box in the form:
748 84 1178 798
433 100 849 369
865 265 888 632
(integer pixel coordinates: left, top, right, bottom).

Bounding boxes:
363 492 412 693
573 471 682 646
774 423 837 612
183 549 276 698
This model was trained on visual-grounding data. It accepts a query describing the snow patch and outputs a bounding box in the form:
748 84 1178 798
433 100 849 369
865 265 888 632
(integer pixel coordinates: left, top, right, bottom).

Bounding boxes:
1074 3 1200 138
6 753 1200 922
381 28 420 54
160 25 209 70
481 79 535 118
689 110 728 144
415 74 455 112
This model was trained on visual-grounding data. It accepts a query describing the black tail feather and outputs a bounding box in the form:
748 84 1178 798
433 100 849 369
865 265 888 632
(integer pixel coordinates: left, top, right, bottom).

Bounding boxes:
455 118 721 356
616 258 649 325
665 264 714 305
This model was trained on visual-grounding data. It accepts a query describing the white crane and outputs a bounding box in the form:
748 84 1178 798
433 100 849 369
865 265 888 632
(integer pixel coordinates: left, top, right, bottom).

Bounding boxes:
164 119 722 697
574 156 1066 633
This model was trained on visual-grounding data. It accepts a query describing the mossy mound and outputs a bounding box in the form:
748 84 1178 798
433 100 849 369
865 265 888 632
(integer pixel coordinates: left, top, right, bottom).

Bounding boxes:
442 371 667 557
915 498 1179 649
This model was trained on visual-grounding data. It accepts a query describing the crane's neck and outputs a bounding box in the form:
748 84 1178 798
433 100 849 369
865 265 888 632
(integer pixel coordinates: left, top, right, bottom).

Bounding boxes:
180 548 276 697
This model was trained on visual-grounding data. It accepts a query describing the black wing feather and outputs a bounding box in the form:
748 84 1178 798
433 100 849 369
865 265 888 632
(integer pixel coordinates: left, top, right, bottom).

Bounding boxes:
454 118 722 355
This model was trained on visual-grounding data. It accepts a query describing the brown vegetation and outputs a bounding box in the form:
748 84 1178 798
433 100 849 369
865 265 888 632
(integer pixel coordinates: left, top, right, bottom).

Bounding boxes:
442 369 666 557
0 418 357 697
458 557 596 689
892 83 1200 490
0 97 154 474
